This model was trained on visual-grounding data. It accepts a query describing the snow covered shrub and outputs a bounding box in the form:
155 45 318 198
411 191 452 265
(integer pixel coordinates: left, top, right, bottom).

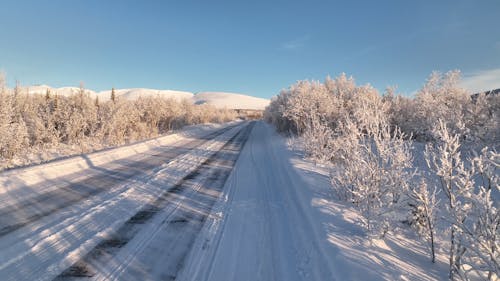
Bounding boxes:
57 85 100 145
282 80 334 134
0 82 29 159
350 87 390 134
301 114 335 163
264 70 498 275
0 77 237 169
0 114 30 160
265 73 389 139
331 119 414 236
457 149 499 280
402 71 470 141
425 120 499 280
425 120 473 279
265 73 413 236
264 75 351 135
0 82 13 157
22 92 59 146
382 71 499 145
319 78 412 236
385 92 416 138
407 179 440 263
464 92 500 144
323 73 389 134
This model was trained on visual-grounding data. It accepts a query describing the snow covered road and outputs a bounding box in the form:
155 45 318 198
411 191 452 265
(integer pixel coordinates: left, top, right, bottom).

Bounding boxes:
178 121 337 280
0 121 251 281
178 121 447 281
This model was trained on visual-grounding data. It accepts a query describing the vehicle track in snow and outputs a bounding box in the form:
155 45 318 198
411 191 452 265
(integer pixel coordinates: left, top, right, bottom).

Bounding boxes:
54 121 255 281
0 124 239 237
0 122 248 281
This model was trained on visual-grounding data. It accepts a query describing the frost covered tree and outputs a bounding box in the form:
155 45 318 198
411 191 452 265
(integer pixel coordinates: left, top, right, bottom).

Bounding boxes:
0 77 237 169
264 91 296 133
111 87 116 103
464 92 500 143
457 149 499 280
391 71 471 141
384 70 498 144
264 70 499 277
425 120 473 279
265 73 413 235
408 179 439 263
330 117 413 236
301 113 335 162
0 73 11 154
425 120 499 280
281 80 333 134
0 78 30 160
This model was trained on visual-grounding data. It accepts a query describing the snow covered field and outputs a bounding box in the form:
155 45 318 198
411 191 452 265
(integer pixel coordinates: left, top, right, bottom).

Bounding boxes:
0 121 452 280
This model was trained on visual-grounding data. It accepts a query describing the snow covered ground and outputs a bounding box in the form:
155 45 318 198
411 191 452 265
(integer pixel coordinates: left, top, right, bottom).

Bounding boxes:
0 121 450 280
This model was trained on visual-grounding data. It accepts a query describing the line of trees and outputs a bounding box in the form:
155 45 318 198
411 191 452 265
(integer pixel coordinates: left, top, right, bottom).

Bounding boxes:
0 76 236 169
264 71 499 280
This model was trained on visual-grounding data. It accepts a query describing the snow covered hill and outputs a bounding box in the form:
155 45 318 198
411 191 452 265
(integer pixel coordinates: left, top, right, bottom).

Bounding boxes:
26 85 98 98
99 88 194 102
193 92 270 110
23 85 270 110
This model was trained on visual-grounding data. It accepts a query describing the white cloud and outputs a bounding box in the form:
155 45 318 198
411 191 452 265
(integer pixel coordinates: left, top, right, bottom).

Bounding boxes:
280 35 309 50
459 68 500 93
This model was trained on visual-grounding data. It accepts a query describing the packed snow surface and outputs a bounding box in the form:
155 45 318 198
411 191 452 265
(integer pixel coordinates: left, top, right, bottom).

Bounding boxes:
24 85 269 110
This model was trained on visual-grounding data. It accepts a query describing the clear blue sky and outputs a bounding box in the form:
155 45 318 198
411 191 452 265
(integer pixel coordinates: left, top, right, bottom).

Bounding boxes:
1 0 499 98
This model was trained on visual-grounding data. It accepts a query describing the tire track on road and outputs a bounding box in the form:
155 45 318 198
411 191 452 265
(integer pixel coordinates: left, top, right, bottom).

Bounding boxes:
54 122 255 281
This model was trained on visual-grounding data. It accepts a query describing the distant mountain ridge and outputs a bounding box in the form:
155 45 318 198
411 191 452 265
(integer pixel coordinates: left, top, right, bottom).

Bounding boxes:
480 88 500 96
23 85 270 110
471 88 499 101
